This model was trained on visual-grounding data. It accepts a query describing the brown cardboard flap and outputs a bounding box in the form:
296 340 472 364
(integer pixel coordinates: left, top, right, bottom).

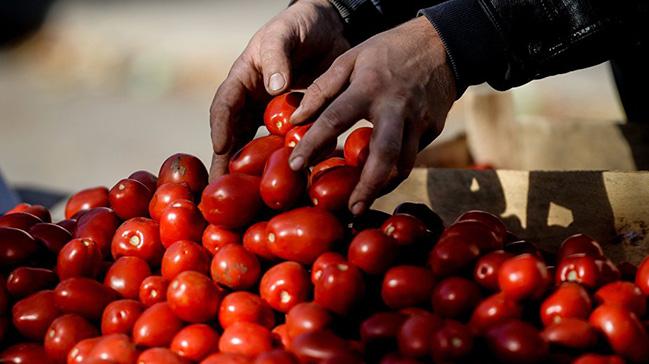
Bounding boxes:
374 169 649 264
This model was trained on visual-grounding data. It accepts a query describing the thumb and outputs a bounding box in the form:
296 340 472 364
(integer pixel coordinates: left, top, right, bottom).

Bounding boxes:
259 31 293 95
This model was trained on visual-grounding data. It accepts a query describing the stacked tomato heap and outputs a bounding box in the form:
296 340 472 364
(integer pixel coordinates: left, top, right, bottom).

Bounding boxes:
2 93 649 364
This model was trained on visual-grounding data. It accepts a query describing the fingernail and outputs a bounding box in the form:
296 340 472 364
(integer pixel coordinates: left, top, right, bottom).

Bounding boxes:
269 73 286 92
351 201 366 215
289 156 304 170
290 105 303 124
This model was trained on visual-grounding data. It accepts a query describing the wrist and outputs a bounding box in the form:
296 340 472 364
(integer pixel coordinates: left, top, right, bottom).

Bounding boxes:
413 16 457 104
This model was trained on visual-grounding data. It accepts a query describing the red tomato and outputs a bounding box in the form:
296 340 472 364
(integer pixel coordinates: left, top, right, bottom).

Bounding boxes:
273 324 291 349
171 324 220 362
211 243 261 290
5 203 51 222
635 255 649 295
132 302 184 347
219 291 275 329
255 350 299 364
473 250 513 291
74 207 120 257
87 333 139 364
428 235 480 277
243 221 274 260
260 147 306 210
541 318 598 350
397 313 443 358
498 254 551 301
104 256 151 299
557 233 605 261
344 127 372 167
159 199 207 248
12 290 61 340
220 322 274 357
485 320 548 364
54 278 119 320
392 202 444 235
469 293 523 334
264 92 302 136
1 344 49 363
589 305 649 363
360 312 407 343
56 238 103 280
381 214 429 246
7 267 57 298
286 302 332 339
149 182 194 221
440 219 501 252
101 299 144 335
431 277 481 319
68 337 101 364
347 229 398 274
456 210 507 245
111 217 164 266
540 282 592 326
109 178 152 220
158 153 209 195
199 174 262 229
138 275 168 307
29 222 72 254
309 157 347 185
309 166 360 211
381 266 435 309
556 253 602 289
289 331 355 363
201 352 253 364
595 281 646 317
128 170 158 192
285 123 313 148
267 207 343 264
315 262 365 315
0 211 42 230
260 261 310 313
230 135 285 176
573 354 626 364
203 224 241 255
65 186 109 219
162 240 210 280
311 252 346 285
430 320 474 363
44 314 98 364
0 227 39 266
138 348 188 364
167 271 223 323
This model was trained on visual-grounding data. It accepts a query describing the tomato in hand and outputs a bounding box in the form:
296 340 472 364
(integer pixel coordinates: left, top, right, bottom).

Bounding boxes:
199 174 262 229
203 224 241 255
397 313 442 358
230 135 285 176
162 240 210 280
44 314 98 364
87 333 139 364
104 256 151 299
158 153 209 195
309 157 347 185
286 302 332 339
167 271 223 323
264 92 302 136
260 147 306 210
473 250 513 291
109 178 153 220
12 290 61 340
171 324 221 362
347 229 398 275
470 293 523 334
309 166 360 212
74 207 120 257
101 299 144 335
260 261 310 313
56 238 103 280
381 266 435 309
219 291 275 330
485 320 548 364
65 186 109 219
589 304 649 363
344 127 372 167
138 275 168 307
111 217 164 266
595 281 646 317
220 322 274 357
541 318 598 350
540 282 592 326
128 170 158 192
243 221 274 260
211 243 261 290
430 320 474 363
7 267 57 298
149 182 194 221
431 277 481 320
314 262 365 314
132 302 184 347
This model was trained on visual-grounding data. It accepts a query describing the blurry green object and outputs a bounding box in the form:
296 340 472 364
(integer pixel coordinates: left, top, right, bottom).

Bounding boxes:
0 0 54 47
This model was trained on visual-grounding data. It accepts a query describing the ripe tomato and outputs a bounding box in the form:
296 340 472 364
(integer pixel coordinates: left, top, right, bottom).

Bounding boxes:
469 293 523 334
360 312 407 343
314 262 365 314
347 229 398 275
344 127 372 167
456 210 507 245
56 238 103 280
132 302 184 347
255 350 299 364
101 299 144 335
428 235 480 277
289 331 355 363
589 305 649 363
219 291 275 329
431 277 481 319
311 252 346 285
557 234 605 261
264 92 302 136
12 290 60 340
243 221 274 260
0 211 42 230
104 256 151 299
309 166 360 211
473 250 513 291
260 261 310 313
138 348 188 364
440 219 501 252
267 207 343 264
74 207 120 257
7 267 57 298
573 354 625 364
158 153 209 195
485 320 548 364
55 277 119 320
286 302 332 339
111 217 164 266
541 318 598 350
44 314 98 364
635 255 649 295
159 199 206 248
381 266 435 309
87 333 139 364
68 337 101 364
128 170 158 192
381 214 429 246
5 202 48 219
309 157 347 185
556 253 602 289
203 224 241 255
201 352 252 364
260 147 306 210
230 135 285 176
138 275 168 307
148 182 194 221
498 254 551 301
199 174 262 229
167 271 224 323
0 344 49 364
540 282 592 326
29 222 72 254
273 324 291 349
430 320 474 363
109 178 153 220
171 324 221 362
397 313 442 358
162 240 210 280
220 322 274 357
0 227 39 266
65 186 109 219
211 243 261 290
595 281 646 317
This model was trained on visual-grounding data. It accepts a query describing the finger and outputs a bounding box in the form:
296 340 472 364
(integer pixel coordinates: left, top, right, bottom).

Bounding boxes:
383 128 419 194
348 108 404 215
209 118 259 181
210 74 247 155
209 151 230 182
290 54 355 125
289 86 368 170
259 27 294 95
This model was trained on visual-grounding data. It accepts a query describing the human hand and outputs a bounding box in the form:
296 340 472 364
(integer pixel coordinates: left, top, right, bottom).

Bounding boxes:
288 16 456 215
209 0 350 180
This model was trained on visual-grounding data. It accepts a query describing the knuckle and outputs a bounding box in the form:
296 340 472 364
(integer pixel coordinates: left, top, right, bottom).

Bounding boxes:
359 70 383 94
318 109 344 131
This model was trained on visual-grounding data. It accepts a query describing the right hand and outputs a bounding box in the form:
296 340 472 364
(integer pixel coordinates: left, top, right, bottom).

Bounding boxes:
209 0 349 179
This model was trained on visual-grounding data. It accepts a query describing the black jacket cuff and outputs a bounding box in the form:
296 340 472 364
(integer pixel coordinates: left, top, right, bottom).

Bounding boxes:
328 0 388 44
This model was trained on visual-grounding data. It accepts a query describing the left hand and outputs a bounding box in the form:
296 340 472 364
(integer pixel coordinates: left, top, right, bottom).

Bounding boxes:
288 16 457 215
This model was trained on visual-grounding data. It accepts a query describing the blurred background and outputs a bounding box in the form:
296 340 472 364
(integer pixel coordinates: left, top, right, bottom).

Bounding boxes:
0 0 627 214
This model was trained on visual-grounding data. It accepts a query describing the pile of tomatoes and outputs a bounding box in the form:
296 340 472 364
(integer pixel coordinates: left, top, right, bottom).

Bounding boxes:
2 93 649 364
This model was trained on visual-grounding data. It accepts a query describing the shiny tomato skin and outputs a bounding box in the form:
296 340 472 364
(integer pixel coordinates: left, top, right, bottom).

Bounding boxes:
158 153 209 195
56 238 103 280
595 281 646 317
230 135 285 176
56 219 77 236
314 262 365 315
29 222 72 254
133 302 184 347
485 320 548 364
260 261 310 313
243 221 274 260
397 313 443 358
540 282 592 326
1 343 49 363
167 270 224 323
348 229 398 275
201 352 253 364
573 354 626 364
203 224 241 255
149 182 194 221
589 304 649 363
219 291 275 329
285 123 313 148
111 217 164 266
171 323 220 362
65 186 109 219
273 324 291 349
74 207 120 257
635 255 649 295
101 299 144 335
139 275 168 307
556 253 601 288
289 331 354 363
428 235 480 277
498 253 551 301
286 302 332 339
109 178 153 220
162 240 210 280
431 277 481 319
541 318 598 350
0 227 39 266
430 320 474 363
260 147 306 210
0 211 42 230
104 256 151 299
360 311 407 344
469 293 523 334
311 252 346 285
220 322 274 357
44 314 99 364
309 166 360 212
87 333 139 364
344 127 372 167
381 214 429 246
557 234 605 261
309 157 347 184
7 267 57 298
254 350 299 364
264 92 302 136
456 210 507 245
54 277 120 320
159 199 207 248
138 348 189 364
128 170 158 192
68 337 101 364
473 250 513 291
211 243 261 290
5 203 51 222
12 290 61 340
440 219 501 252
382 266 435 309
267 207 344 264
199 174 262 229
